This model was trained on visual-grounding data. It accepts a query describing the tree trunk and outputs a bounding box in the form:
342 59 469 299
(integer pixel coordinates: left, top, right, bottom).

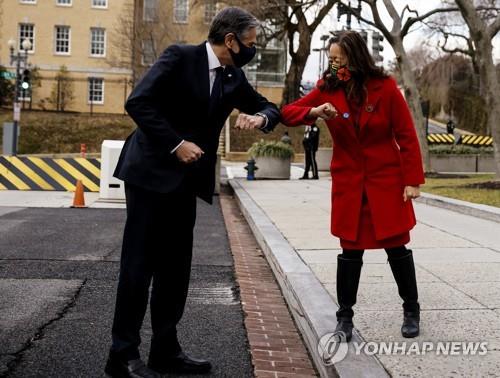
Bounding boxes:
393 40 431 172
455 0 500 178
477 38 500 177
282 22 312 105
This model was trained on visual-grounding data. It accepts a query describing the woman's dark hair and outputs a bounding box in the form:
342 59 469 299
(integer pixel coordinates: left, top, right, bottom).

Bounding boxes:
319 30 387 104
208 7 260 44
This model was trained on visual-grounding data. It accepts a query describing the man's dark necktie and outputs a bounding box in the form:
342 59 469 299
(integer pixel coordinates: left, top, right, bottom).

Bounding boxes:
209 66 224 114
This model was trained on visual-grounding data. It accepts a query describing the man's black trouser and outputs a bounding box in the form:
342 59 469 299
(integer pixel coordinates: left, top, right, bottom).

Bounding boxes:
303 145 318 178
110 181 197 362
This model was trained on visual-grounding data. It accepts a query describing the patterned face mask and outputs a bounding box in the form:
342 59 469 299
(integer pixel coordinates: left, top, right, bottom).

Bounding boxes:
330 62 352 82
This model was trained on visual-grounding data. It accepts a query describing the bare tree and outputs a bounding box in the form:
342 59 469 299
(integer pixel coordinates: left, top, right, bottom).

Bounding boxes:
108 0 187 86
235 0 339 105
341 0 459 172
452 0 500 178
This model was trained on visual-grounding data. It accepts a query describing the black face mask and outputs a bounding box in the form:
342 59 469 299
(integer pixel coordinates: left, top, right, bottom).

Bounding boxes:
229 34 257 68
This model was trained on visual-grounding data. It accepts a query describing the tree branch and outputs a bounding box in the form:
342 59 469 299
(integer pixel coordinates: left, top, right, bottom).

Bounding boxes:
401 7 459 37
381 0 402 33
487 13 500 37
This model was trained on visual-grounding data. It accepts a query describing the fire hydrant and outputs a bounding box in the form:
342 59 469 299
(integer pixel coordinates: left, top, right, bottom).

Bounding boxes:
244 158 258 180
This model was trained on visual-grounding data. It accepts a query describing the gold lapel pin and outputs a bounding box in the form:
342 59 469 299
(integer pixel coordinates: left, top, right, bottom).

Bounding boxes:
365 104 374 112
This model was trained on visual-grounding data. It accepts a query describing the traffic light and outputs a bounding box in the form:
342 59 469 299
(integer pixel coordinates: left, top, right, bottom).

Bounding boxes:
21 69 31 91
360 30 368 43
372 31 384 63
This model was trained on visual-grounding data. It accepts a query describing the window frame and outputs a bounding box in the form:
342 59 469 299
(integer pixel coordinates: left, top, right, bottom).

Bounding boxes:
54 25 71 56
204 0 217 25
88 77 105 105
173 0 189 24
18 23 35 54
91 0 108 9
90 27 106 58
56 0 72 7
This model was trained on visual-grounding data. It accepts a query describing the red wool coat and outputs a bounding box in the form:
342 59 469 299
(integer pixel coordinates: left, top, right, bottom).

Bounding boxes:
281 77 425 248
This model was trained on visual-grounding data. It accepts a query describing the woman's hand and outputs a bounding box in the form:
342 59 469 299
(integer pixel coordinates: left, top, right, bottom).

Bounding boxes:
308 103 337 120
403 186 420 202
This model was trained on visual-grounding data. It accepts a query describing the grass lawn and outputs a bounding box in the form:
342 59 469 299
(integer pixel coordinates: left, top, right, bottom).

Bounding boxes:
0 108 135 154
422 174 500 208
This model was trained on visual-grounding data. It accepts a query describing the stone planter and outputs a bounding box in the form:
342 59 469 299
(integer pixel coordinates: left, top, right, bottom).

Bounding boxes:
254 156 291 179
316 147 333 171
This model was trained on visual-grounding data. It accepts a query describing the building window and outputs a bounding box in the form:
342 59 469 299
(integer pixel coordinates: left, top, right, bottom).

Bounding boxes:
173 0 188 23
56 0 72 6
20 0 36 4
88 78 104 104
204 0 217 24
92 0 107 8
90 28 106 57
143 0 159 22
55 26 71 55
142 40 156 66
18 24 35 52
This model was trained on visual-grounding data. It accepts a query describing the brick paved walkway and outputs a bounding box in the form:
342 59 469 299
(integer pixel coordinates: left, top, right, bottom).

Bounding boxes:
220 193 318 378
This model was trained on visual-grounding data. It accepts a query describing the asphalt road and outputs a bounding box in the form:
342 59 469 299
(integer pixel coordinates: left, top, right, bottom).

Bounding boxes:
0 199 253 377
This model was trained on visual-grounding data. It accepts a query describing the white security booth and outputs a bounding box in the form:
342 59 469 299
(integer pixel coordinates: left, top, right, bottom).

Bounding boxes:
100 140 125 200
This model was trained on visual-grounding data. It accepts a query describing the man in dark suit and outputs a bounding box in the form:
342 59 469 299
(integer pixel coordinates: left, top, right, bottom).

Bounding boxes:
301 124 320 180
105 7 280 378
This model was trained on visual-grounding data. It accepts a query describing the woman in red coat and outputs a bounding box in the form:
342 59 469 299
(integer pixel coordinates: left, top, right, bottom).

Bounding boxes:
281 31 425 342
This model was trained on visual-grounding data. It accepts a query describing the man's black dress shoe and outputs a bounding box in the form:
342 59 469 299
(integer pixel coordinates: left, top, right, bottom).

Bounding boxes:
148 351 212 375
105 357 161 378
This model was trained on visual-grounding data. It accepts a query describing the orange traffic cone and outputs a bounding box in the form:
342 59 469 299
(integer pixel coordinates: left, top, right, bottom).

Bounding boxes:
71 180 87 208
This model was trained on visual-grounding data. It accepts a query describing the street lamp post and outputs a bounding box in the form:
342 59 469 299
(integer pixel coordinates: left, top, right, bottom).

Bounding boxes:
7 37 32 156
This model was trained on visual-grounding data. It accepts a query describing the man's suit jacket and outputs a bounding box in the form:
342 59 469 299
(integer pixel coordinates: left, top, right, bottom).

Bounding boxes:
114 42 280 203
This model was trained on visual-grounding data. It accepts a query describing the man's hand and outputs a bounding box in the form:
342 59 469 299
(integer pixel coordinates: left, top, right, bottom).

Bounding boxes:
308 103 337 120
234 113 265 130
175 141 204 164
403 186 420 202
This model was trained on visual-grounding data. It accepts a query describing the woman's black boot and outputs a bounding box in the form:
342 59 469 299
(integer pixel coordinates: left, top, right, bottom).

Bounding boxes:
388 249 420 338
335 255 363 342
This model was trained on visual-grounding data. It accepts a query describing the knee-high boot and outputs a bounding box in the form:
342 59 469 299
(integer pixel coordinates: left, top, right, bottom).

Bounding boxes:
388 249 420 338
335 255 363 342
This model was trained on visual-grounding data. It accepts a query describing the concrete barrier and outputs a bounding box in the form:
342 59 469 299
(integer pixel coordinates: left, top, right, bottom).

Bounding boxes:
430 154 494 173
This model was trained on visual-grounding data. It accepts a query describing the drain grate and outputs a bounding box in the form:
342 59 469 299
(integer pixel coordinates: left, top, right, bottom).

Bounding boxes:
187 285 238 305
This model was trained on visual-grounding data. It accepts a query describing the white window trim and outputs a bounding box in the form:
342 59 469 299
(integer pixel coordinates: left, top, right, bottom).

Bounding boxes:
173 0 189 24
18 23 36 54
89 28 106 58
56 0 72 7
54 25 71 56
91 0 108 9
19 0 37 4
88 77 105 105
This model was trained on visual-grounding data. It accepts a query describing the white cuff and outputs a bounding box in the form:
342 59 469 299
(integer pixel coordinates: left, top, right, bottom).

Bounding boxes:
170 140 185 154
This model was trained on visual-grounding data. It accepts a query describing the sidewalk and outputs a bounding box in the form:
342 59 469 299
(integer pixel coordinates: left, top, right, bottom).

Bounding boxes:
228 173 500 377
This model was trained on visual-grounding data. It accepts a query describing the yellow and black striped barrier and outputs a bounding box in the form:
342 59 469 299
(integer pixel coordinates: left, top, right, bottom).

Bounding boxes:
0 156 100 192
460 134 493 146
427 133 455 144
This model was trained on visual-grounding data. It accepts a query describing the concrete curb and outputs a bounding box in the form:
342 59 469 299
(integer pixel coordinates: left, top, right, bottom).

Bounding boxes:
418 192 500 223
229 179 389 378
